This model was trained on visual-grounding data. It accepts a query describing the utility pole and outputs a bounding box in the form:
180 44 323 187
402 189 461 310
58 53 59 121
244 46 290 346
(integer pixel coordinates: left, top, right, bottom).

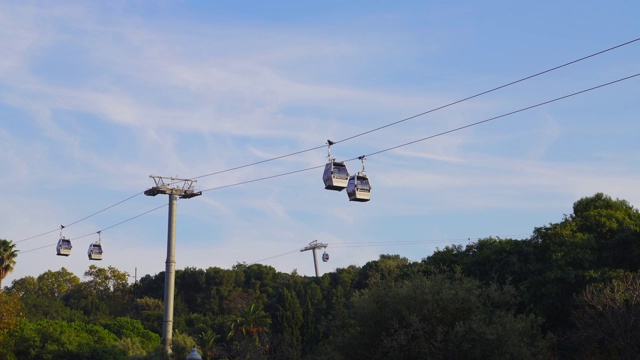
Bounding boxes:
144 175 201 356
300 240 328 277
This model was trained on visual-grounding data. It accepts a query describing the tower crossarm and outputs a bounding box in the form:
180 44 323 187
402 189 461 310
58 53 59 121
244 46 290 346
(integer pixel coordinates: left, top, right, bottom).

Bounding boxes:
144 175 202 199
300 240 328 252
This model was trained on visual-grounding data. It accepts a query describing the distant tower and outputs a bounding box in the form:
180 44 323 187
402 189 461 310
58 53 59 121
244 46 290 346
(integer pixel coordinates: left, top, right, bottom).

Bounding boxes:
300 240 328 277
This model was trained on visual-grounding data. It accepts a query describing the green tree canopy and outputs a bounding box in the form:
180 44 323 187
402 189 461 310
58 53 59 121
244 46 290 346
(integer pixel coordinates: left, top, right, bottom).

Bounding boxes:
7 268 83 322
9 319 125 360
102 317 160 352
65 265 132 320
334 273 550 360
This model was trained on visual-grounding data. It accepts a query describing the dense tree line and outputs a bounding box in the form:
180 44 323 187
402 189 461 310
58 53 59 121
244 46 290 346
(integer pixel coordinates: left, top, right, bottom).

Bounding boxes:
1 193 640 359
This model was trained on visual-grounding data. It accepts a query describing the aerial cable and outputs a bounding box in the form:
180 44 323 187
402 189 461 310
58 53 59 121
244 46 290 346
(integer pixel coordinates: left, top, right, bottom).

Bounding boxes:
360 73 640 159
96 203 167 233
331 37 640 145
201 165 324 192
201 72 640 192
70 203 168 241
23 71 637 254
331 234 529 248
13 38 639 245
13 49 640 252
193 146 326 180
16 243 57 254
247 234 531 264
190 37 640 180
11 65 633 253
16 203 167 254
16 228 60 244
64 191 144 227
16 62 629 253
248 249 301 265
331 240 456 248
16 191 145 244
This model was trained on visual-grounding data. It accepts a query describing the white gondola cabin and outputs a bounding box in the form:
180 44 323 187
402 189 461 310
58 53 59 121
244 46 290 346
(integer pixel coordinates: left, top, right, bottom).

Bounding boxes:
323 161 349 191
347 174 372 202
322 252 329 262
346 156 372 202
56 237 72 256
323 140 349 191
88 242 103 261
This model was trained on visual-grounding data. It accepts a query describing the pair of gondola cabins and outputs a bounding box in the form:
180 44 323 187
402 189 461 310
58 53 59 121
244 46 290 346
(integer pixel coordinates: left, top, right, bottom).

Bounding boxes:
323 140 372 202
56 226 103 260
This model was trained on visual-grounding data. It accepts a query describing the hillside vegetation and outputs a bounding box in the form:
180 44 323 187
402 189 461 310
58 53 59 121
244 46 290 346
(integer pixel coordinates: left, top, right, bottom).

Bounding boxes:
1 193 639 359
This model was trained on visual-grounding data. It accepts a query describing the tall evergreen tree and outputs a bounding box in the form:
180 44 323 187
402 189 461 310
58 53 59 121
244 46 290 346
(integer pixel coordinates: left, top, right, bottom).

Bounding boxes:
272 288 303 359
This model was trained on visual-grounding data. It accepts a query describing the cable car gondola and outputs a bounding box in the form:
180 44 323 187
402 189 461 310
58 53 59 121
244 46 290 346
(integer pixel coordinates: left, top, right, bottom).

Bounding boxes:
56 225 72 256
57 238 72 256
322 251 329 262
323 140 349 191
88 231 103 261
88 243 103 260
346 156 372 202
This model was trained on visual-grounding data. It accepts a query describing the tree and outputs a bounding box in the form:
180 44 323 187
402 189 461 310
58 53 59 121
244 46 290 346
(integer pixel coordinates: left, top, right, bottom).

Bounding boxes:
525 193 640 333
198 329 224 360
65 265 132 320
9 319 126 360
132 297 163 335
227 303 271 358
0 239 18 290
333 273 551 360
423 193 640 343
572 193 640 270
102 317 160 353
8 269 82 322
170 331 196 360
358 254 410 287
228 304 271 341
176 267 207 314
315 284 355 359
0 291 23 356
571 271 640 359
331 265 359 293
82 265 130 296
271 288 303 359
7 276 38 297
36 268 80 299
301 283 322 356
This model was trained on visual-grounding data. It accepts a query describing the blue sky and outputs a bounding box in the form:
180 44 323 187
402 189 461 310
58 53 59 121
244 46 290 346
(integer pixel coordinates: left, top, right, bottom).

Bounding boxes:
2 1 639 285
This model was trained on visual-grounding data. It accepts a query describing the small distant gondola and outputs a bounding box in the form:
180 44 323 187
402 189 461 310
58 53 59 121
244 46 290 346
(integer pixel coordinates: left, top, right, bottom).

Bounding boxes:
322 251 329 262
323 140 349 191
346 156 372 202
56 225 72 256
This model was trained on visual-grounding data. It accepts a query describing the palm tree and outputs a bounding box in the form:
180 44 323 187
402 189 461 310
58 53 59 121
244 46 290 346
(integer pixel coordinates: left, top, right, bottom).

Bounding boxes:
228 304 271 342
0 239 18 290
199 330 223 359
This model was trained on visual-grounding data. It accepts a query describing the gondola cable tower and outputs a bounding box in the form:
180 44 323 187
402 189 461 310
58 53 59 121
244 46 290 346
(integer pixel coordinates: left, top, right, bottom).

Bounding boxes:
300 240 329 277
144 175 202 356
